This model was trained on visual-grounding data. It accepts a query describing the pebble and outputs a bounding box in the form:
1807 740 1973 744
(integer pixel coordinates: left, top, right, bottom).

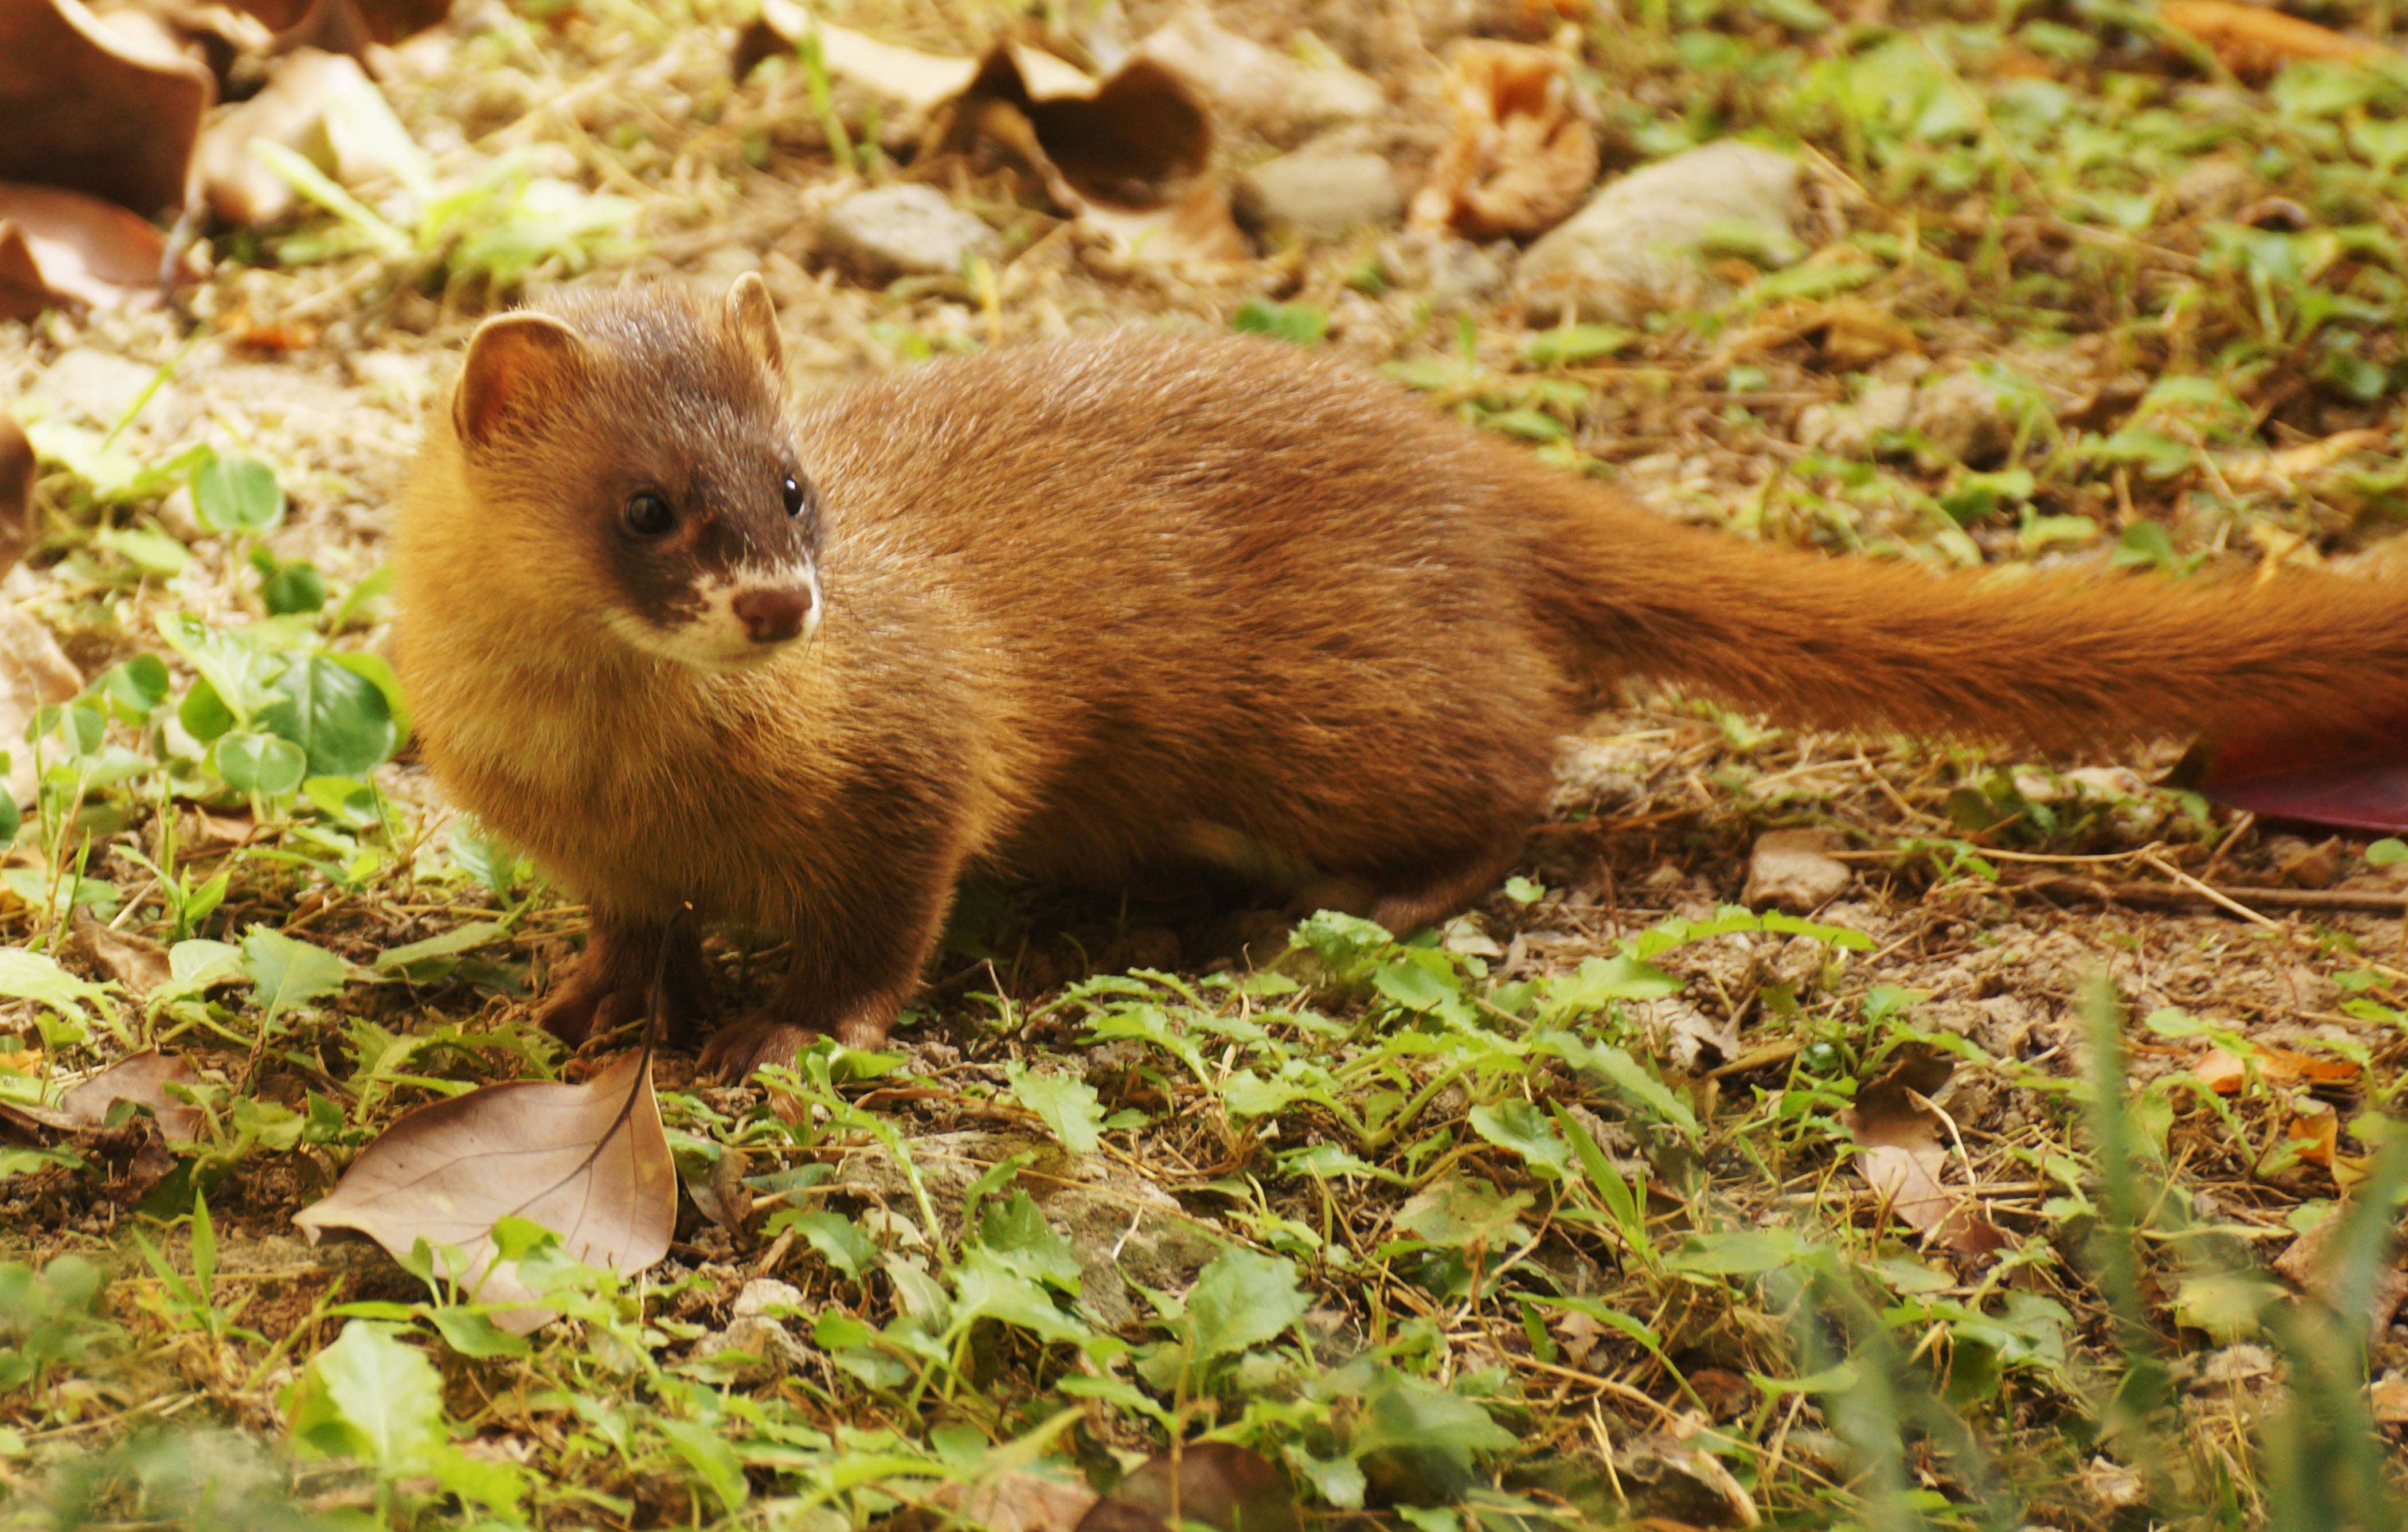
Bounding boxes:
1514 140 1800 323
1235 148 1403 238
818 183 999 282
1741 827 1852 914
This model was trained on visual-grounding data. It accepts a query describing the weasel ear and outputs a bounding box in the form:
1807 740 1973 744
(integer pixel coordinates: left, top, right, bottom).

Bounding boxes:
724 272 784 378
454 312 589 450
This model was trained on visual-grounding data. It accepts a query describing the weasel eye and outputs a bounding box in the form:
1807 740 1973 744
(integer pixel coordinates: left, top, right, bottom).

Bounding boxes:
780 475 806 518
623 491 674 538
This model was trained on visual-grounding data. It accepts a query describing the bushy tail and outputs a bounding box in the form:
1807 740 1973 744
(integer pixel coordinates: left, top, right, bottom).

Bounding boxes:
1530 478 2408 760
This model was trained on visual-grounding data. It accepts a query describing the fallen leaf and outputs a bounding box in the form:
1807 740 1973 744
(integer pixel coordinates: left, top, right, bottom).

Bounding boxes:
2276 1202 2408 1341
1551 1307 1606 1366
0 0 213 219
213 0 453 47
0 183 197 318
1077 1444 1301 1532
0 415 32 574
2219 428 2391 491
194 46 429 228
2192 1044 2359 1094
1846 1050 2007 1254
1131 6 1383 146
2160 0 2387 79
0 569 84 803
68 909 172 999
2288 1102 2339 1167
0 1049 202 1141
1408 39 1598 240
1613 1431 1760 1529
927 44 1244 264
292 1049 675 1333
749 13 1243 265
736 6 976 104
905 1472 1099 1532
2372 1371 2408 1424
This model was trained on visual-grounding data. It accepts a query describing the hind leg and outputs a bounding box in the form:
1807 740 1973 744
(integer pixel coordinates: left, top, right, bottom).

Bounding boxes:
1365 834 1531 934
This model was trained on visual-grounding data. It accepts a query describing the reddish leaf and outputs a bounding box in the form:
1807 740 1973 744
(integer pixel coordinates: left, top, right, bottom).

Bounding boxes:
0 183 196 319
1077 1445 1300 1532
0 1049 202 1142
0 0 213 219
2160 0 2387 79
292 1050 674 1332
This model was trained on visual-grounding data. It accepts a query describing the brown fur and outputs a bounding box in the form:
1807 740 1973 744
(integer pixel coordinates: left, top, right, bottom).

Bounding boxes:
393 282 2408 1077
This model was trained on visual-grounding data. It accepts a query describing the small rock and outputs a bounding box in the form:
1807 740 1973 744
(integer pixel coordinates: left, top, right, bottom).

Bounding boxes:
1515 140 1801 324
732 1277 802 1318
818 184 999 282
1741 828 1851 914
1910 369 2015 466
2171 156 2257 217
697 1311 808 1378
1381 228 1508 311
1235 148 1403 238
1613 1432 1758 1527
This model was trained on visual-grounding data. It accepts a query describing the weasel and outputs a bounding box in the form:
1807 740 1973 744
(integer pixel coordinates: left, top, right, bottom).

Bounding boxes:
393 276 2408 1078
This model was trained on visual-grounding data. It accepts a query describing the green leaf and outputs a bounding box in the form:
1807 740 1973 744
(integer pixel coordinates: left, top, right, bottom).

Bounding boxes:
190 451 285 536
259 655 397 777
768 1209 874 1281
1006 1062 1105 1154
951 1245 1092 1345
213 731 308 797
1351 1369 1517 1470
2370 839 2408 867
309 1320 444 1471
1520 323 1636 367
1468 1100 1572 1181
372 921 505 979
1665 1228 1816 1276
0 947 112 1023
92 525 189 577
1185 1248 1309 1361
978 1192 1082 1293
427 1306 530 1359
656 1417 749 1514
259 559 327 616
240 926 350 1025
1230 298 1328 346
1393 1177 1532 1249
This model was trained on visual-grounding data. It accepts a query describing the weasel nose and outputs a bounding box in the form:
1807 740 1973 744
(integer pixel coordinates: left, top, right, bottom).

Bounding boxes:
732 586 812 644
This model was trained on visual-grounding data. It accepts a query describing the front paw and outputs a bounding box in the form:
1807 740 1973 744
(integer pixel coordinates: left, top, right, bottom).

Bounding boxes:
700 1015 818 1082
537 982 649 1048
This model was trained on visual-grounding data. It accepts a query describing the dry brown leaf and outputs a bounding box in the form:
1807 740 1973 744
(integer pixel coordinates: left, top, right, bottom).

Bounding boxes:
1846 1050 2007 1254
746 14 1242 265
909 1472 1100 1532
0 415 32 576
1077 1444 1300 1532
0 1049 202 1142
213 0 450 47
927 45 1244 264
1552 1306 1606 1366
2160 0 2387 78
2276 1201 2408 1340
0 182 197 318
2372 1371 2408 1424
0 0 213 219
2219 427 2392 491
194 47 417 226
2193 1043 2360 1093
1130 6 1383 146
68 908 171 1000
0 564 83 803
2288 1101 2339 1167
1408 40 1598 241
293 1049 674 1332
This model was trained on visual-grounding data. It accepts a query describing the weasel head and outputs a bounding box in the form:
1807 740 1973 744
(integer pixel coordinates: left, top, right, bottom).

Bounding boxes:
442 273 824 674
